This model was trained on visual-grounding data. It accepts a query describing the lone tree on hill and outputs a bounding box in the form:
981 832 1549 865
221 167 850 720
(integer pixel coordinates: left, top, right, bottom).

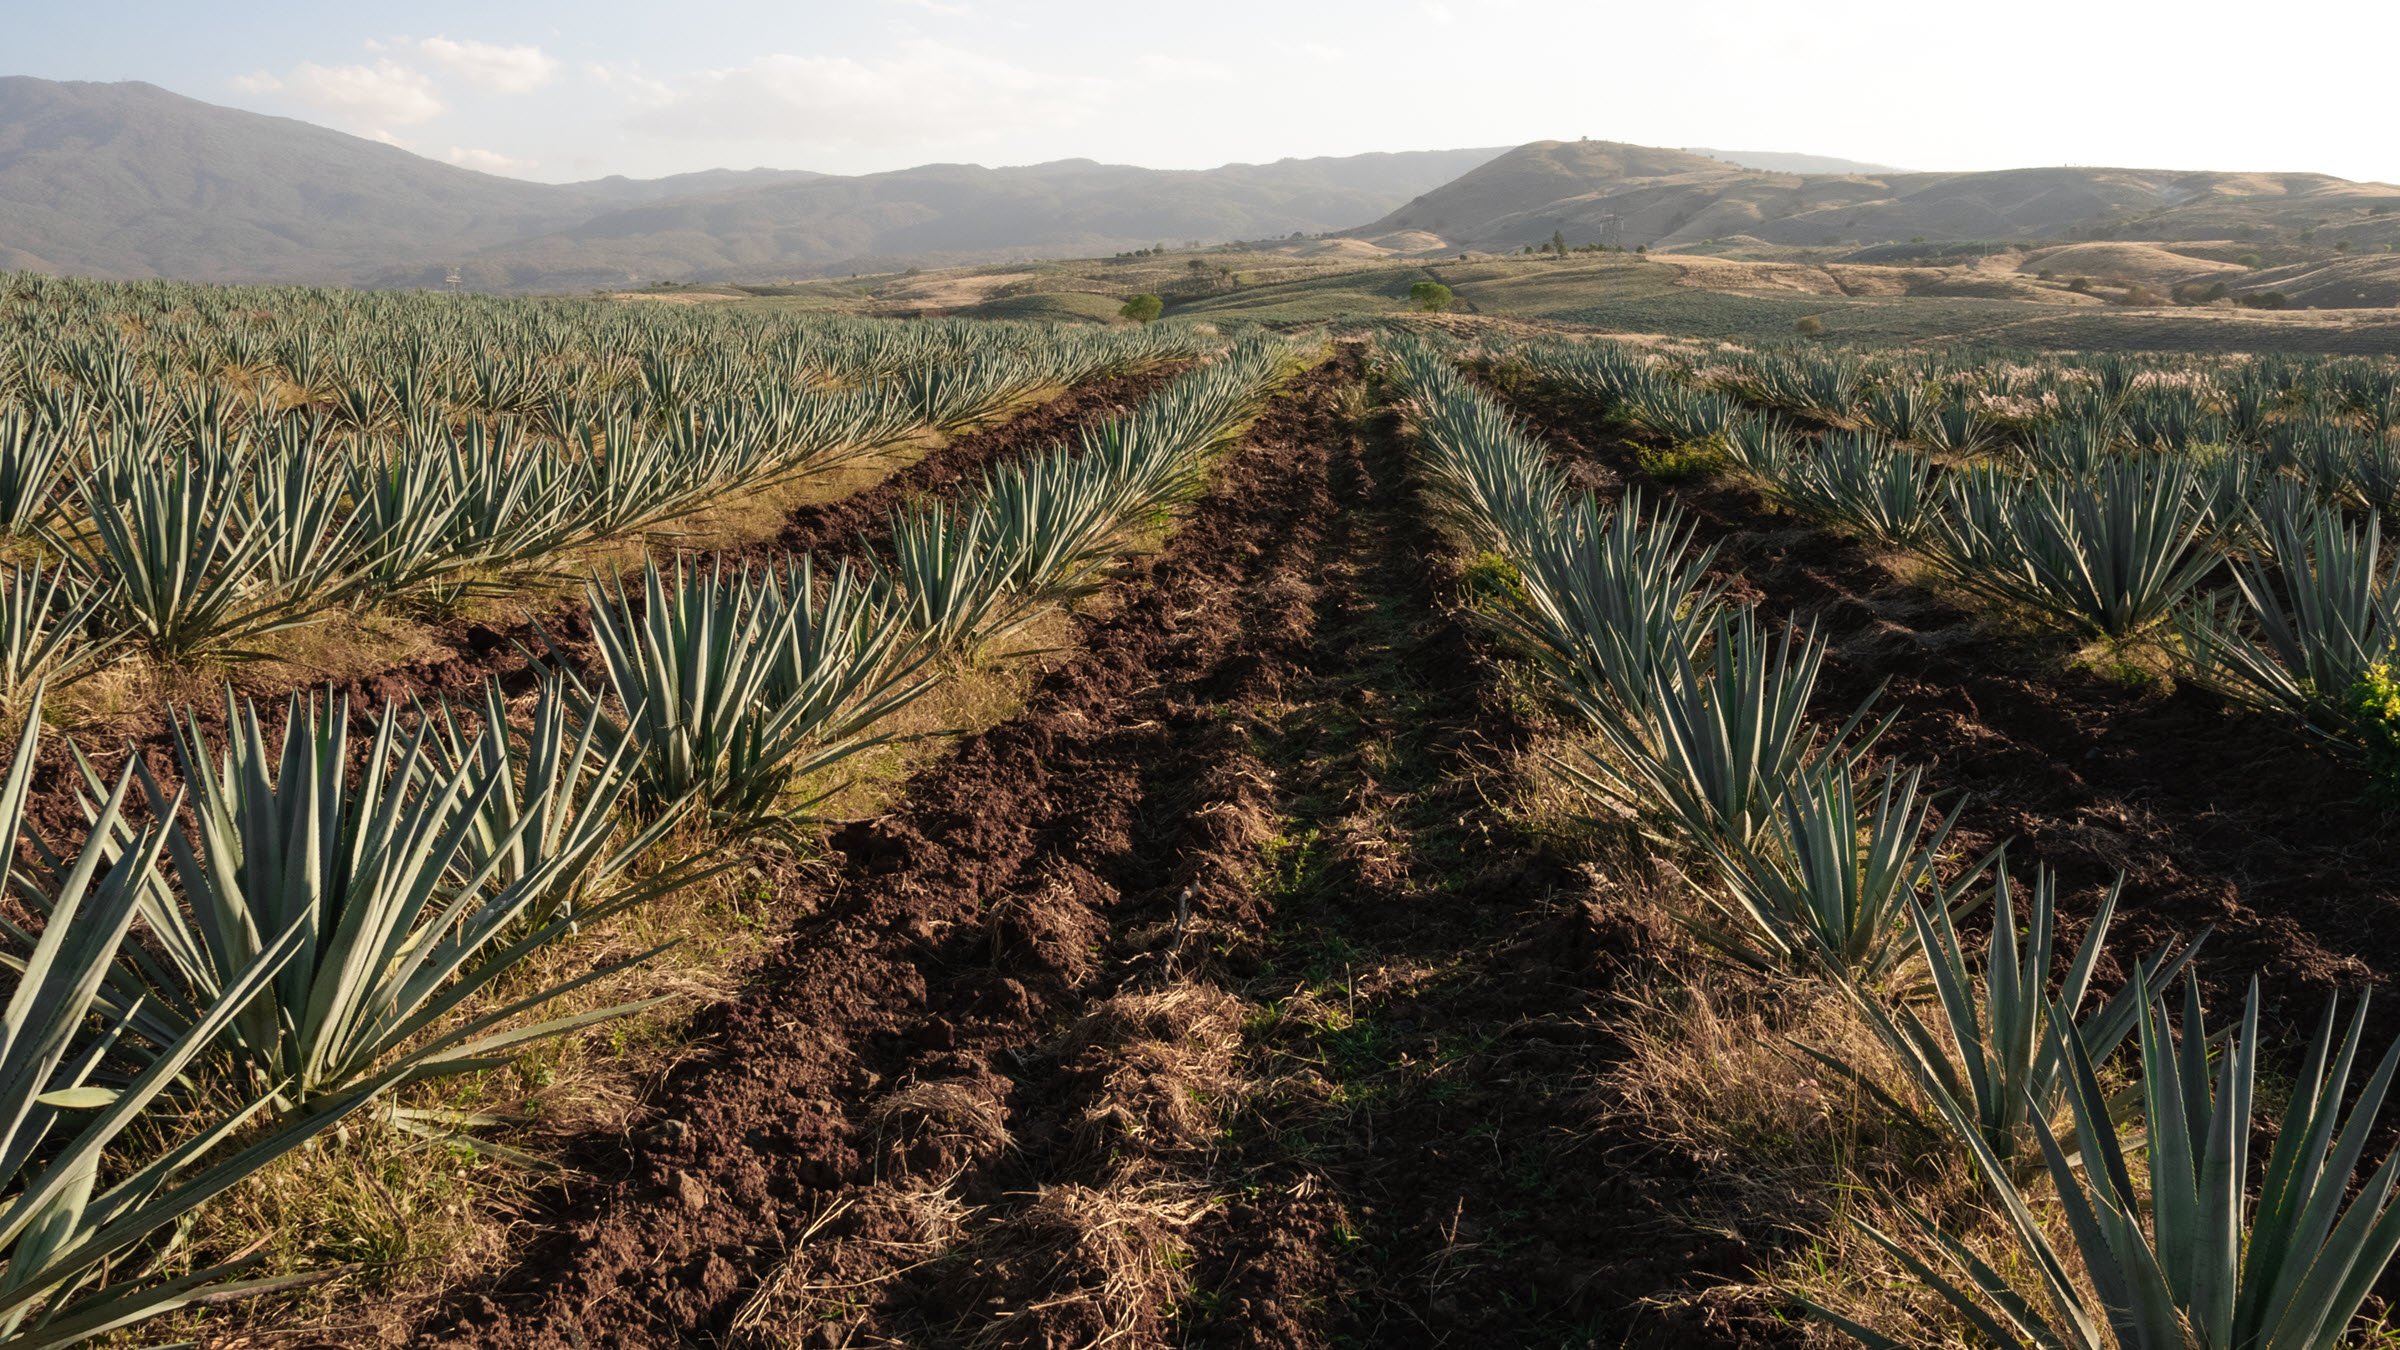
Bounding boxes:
1119 293 1164 323
1409 280 1454 312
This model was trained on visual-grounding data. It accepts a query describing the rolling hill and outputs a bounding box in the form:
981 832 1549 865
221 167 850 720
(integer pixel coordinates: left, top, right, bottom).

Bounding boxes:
1354 139 2400 258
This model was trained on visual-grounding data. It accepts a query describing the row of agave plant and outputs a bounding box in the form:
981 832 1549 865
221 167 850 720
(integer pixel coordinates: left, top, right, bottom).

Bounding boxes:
0 275 1209 678
0 272 1199 427
0 333 1305 1347
1380 333 2400 1348
1528 338 2400 792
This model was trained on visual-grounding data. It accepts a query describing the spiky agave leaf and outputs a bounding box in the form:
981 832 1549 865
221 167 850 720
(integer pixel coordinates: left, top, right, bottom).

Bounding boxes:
0 564 106 707
58 450 320 660
0 694 399 1349
1927 454 2223 640
1757 431 1943 547
1486 489 1725 734
883 503 1035 655
1561 607 1886 850
1813 977 2400 1350
48 680 674 1107
2177 506 2400 736
1816 865 2202 1168
1693 759 1992 985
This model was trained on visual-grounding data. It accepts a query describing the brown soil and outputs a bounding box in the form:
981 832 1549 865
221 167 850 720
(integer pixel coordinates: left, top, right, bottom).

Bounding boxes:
752 364 1180 566
264 350 1796 1348
1503 386 2400 1043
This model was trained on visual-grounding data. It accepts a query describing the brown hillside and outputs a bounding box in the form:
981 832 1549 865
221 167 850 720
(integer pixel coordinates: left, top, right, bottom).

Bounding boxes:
1351 142 2400 265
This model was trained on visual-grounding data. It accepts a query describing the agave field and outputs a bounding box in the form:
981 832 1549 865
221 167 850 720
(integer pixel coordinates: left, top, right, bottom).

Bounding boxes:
2 267 2400 1348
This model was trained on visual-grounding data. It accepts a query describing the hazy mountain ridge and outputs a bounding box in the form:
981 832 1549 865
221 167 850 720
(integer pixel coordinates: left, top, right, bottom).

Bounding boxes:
412 149 1516 289
0 77 1505 287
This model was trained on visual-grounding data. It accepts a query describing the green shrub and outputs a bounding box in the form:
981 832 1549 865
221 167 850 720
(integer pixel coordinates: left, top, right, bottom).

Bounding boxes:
1408 280 1454 312
1118 293 1164 323
2349 657 2400 801
1793 315 1825 336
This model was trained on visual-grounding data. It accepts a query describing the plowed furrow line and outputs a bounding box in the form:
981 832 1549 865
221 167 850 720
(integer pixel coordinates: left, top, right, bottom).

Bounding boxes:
404 354 1355 1348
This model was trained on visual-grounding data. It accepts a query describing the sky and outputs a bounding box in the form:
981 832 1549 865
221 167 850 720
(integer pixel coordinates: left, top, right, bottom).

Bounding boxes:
14 0 2400 185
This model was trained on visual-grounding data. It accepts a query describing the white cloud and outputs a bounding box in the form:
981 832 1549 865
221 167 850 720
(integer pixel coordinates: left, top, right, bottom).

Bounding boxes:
586 61 676 106
232 60 443 133
417 36 559 94
885 0 974 14
627 43 1101 152
444 145 538 174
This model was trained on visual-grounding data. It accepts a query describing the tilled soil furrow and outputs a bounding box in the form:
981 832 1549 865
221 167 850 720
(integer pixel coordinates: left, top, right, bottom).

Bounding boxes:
1503 387 2400 1035
399 353 1356 1348
1179 401 1795 1347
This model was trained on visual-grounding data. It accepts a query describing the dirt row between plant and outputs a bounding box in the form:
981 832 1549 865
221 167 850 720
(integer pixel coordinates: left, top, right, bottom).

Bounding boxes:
1502 385 2400 1042
299 349 1348 1346
1169 391 1794 1346
25 365 1179 842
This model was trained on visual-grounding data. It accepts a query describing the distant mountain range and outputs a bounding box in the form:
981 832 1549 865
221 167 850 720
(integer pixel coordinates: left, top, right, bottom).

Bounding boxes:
5 77 2398 293
0 77 1503 287
1356 139 2400 255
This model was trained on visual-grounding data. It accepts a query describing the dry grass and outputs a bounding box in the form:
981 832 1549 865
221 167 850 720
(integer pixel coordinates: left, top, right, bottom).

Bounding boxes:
727 1188 973 1348
947 1182 1205 1349
1057 984 1248 1173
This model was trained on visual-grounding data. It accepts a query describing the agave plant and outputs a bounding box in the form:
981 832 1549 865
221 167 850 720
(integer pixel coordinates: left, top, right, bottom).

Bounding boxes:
246 428 364 598
581 556 931 822
978 451 1124 601
341 445 465 598
2022 412 2124 479
2178 505 2400 735
1721 414 1801 475
1925 391 2000 457
53 680 674 1108
1563 608 1885 849
1694 760 1991 984
1485 490 1725 732
0 564 104 709
1397 368 1564 555
1861 382 1934 443
60 452 318 660
759 556 936 769
1816 978 2400 1350
882 503 1034 654
1759 431 1943 547
0 412 69 536
1820 866 2202 1167
0 696 394 1348
1928 456 2223 640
